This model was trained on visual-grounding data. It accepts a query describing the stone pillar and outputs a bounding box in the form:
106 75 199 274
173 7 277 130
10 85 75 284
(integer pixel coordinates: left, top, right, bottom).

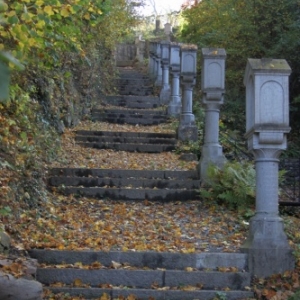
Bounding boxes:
152 42 159 81
135 35 140 60
164 23 172 41
241 58 294 278
138 40 145 63
177 44 198 142
199 48 226 181
160 41 171 104
155 42 162 87
155 19 160 35
168 43 181 116
148 42 155 79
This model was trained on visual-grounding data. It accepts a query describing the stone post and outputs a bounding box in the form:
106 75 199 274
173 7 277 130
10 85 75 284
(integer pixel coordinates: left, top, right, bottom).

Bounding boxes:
164 23 172 41
138 39 145 63
148 42 155 79
135 35 140 61
199 48 226 181
167 43 182 116
155 19 161 35
241 58 294 278
152 42 159 81
177 44 198 142
155 42 163 87
160 41 171 104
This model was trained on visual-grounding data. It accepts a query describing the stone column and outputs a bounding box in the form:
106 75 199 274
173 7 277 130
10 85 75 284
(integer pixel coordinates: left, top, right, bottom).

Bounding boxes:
177 45 198 142
241 58 294 278
160 41 171 104
148 42 155 79
154 42 162 87
138 40 145 63
167 43 181 116
164 23 172 41
199 48 226 181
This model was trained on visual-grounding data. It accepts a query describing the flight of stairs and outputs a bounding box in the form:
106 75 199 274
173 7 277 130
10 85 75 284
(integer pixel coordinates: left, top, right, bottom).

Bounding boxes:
30 249 253 300
33 66 254 299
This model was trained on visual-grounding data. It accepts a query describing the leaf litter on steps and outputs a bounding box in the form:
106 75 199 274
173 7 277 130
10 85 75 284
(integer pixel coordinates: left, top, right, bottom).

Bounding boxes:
50 121 196 171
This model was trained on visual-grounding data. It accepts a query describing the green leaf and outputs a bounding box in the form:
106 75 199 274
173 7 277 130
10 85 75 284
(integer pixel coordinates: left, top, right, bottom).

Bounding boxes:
0 61 10 103
0 51 25 70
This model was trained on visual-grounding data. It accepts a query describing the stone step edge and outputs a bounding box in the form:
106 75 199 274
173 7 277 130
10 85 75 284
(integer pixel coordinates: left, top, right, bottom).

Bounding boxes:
37 268 251 290
46 287 254 300
75 138 177 145
105 95 159 100
29 250 248 270
53 187 200 201
48 177 200 189
76 143 176 152
75 130 176 138
48 168 199 179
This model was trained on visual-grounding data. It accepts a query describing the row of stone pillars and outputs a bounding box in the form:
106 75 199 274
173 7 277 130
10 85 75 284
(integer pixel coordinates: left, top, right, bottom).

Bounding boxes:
149 41 199 143
148 41 227 180
147 40 294 277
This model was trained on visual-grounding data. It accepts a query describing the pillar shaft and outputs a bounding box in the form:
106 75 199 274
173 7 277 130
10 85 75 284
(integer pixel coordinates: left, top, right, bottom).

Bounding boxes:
167 71 181 116
180 85 194 124
204 104 220 144
155 59 162 86
254 149 281 214
160 64 171 104
177 80 197 142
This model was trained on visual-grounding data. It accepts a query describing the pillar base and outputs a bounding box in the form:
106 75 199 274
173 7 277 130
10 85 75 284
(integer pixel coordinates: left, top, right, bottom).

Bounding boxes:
241 214 294 278
167 103 182 117
177 125 198 142
199 144 226 182
155 76 162 87
160 87 171 105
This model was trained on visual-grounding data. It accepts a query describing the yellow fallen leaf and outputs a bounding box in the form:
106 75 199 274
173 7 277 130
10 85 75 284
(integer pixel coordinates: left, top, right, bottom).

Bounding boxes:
100 293 110 300
73 278 83 287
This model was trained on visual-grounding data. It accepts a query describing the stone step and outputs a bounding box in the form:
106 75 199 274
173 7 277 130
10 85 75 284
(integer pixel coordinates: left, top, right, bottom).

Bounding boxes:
49 168 199 179
30 250 254 300
105 95 160 109
115 78 153 85
117 88 154 96
37 269 250 290
49 177 200 189
75 135 176 144
75 130 177 153
48 168 200 201
77 142 176 153
91 116 169 126
29 250 249 270
91 108 170 125
105 95 159 105
41 288 254 300
76 130 176 139
51 186 199 201
93 108 166 115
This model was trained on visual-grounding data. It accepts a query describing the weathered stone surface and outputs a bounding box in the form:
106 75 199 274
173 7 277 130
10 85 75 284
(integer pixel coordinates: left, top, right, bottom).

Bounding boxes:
0 231 10 254
179 153 198 161
0 271 43 300
242 58 294 277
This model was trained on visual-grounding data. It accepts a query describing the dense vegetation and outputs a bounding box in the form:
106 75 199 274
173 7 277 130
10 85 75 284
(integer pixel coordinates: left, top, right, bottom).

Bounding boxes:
179 0 300 156
0 0 142 211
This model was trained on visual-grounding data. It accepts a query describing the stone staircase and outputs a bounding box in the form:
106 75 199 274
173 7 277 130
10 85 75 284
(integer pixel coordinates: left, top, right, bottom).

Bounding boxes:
30 249 253 300
75 130 177 153
115 68 154 96
48 168 200 201
34 66 254 299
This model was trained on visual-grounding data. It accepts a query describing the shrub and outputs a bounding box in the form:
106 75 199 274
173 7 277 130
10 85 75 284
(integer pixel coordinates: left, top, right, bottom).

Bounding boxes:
200 160 256 209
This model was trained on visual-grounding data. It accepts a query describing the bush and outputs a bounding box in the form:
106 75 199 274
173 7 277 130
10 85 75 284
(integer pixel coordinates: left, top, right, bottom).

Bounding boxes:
200 160 256 209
